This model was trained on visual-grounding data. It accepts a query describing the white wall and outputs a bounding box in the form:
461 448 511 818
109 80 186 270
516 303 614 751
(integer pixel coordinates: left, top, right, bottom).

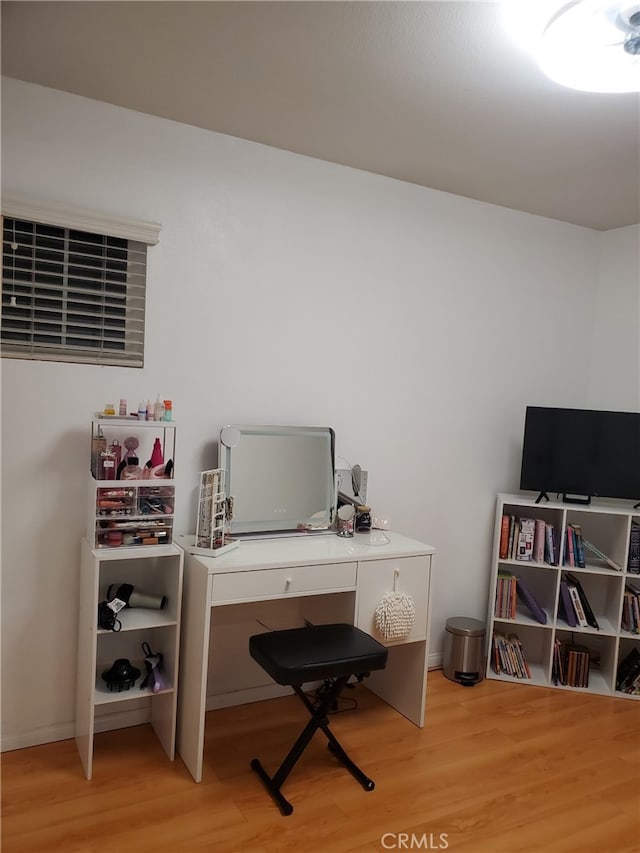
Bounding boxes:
587 224 640 409
1 78 628 749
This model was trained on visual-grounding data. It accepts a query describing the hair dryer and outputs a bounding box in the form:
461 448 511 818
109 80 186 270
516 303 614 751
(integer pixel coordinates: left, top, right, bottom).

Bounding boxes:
106 583 167 610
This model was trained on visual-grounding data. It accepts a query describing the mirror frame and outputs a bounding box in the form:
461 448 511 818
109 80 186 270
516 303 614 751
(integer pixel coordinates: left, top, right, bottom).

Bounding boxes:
218 424 336 536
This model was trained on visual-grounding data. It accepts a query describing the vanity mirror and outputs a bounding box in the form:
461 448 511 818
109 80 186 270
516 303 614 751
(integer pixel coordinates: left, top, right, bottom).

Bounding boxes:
219 424 336 537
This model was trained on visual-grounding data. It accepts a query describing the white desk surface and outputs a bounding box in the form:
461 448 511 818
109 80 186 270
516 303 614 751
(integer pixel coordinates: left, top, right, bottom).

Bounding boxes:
176 530 435 574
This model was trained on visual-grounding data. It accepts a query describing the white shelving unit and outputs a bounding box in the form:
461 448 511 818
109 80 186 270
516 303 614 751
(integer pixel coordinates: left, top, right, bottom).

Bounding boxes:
76 417 183 779
486 493 640 699
75 540 184 778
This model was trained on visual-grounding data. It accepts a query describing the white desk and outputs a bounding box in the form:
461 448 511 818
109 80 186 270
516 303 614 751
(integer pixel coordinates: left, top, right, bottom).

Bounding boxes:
176 531 435 782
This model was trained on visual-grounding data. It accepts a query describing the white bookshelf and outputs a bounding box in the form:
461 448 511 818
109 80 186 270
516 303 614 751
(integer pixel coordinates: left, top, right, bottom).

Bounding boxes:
486 493 640 700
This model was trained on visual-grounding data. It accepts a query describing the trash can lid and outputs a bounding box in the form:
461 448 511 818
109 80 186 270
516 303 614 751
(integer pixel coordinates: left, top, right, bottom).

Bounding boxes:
445 616 485 637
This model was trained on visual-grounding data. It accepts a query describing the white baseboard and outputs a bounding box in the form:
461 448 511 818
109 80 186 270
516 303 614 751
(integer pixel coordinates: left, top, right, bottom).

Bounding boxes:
429 651 443 670
1 707 152 752
3 654 445 752
93 706 151 733
1 723 75 752
206 682 293 711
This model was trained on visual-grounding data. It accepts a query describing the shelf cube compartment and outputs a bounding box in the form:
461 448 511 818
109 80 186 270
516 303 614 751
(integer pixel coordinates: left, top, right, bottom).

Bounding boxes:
489 621 554 686
554 629 617 695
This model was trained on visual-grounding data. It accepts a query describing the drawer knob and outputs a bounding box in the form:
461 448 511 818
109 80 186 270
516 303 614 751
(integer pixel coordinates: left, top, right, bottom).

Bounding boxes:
285 577 292 588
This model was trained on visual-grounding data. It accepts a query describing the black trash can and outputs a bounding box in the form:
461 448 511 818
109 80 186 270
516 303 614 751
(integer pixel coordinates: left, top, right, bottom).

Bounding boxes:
442 617 486 686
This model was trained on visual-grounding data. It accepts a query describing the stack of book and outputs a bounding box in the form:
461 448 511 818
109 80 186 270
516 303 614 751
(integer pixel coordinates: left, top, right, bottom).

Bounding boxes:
491 632 531 678
499 514 557 565
553 639 590 687
494 572 548 624
495 571 517 618
616 647 640 694
621 580 640 634
558 572 599 629
563 523 586 568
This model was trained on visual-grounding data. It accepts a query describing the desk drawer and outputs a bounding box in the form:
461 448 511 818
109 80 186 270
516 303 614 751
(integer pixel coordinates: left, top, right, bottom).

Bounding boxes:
356 555 431 643
212 562 357 604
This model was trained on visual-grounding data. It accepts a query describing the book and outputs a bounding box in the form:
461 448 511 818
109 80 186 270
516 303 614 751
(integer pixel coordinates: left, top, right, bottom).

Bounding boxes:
558 580 578 627
496 571 517 619
582 538 622 572
493 631 531 679
567 584 588 628
621 589 640 633
552 639 565 685
565 525 575 567
615 647 640 693
622 582 640 633
509 633 532 679
516 518 535 561
499 514 510 559
533 518 546 563
544 523 556 565
515 577 547 624
559 641 590 688
507 516 517 560
572 523 586 568
628 521 640 574
564 571 600 630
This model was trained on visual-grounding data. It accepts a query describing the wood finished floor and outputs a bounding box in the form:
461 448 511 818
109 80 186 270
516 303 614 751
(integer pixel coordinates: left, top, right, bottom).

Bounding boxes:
2 671 639 853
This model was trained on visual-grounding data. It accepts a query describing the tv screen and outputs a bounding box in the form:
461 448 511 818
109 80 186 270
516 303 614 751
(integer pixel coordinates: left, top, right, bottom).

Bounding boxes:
519 407 640 502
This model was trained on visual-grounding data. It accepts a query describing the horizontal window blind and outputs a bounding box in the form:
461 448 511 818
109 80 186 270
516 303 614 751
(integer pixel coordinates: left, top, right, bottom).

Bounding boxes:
2 216 148 367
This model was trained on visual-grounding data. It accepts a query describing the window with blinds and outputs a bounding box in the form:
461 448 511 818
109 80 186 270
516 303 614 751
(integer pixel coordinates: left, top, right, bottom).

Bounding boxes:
2 217 147 367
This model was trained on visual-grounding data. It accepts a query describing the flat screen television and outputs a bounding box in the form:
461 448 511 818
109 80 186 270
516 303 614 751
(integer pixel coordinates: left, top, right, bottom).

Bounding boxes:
519 406 640 504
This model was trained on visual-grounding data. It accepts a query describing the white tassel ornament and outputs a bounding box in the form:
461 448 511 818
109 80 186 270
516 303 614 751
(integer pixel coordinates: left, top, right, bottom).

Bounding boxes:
374 569 416 641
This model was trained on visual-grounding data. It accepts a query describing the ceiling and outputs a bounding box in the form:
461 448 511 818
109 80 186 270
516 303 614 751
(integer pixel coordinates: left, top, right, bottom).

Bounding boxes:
2 1 639 231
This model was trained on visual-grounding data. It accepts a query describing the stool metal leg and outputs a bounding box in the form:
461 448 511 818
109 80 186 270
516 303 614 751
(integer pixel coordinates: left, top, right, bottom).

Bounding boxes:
250 758 294 816
250 675 376 815
325 735 375 791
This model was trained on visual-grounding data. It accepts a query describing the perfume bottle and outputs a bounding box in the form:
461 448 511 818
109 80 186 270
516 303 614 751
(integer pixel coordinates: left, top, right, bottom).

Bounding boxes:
92 426 107 478
110 440 122 469
99 448 117 480
119 456 143 480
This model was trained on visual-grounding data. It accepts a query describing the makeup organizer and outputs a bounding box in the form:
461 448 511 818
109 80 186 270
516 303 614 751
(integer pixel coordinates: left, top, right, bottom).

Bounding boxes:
88 416 177 549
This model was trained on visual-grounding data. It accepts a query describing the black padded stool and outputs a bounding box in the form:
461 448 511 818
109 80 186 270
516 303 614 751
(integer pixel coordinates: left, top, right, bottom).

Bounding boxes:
249 622 388 815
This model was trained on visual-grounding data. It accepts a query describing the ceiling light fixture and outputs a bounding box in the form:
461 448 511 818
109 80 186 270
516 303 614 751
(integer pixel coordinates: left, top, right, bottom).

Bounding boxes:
503 1 640 93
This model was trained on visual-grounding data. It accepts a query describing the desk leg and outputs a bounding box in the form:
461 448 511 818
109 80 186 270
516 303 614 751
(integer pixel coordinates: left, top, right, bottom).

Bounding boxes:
176 558 212 782
365 640 428 727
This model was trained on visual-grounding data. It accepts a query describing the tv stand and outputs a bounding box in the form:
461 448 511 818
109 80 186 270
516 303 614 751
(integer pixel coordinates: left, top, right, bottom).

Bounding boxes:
488 493 640 699
562 493 592 505
534 491 550 504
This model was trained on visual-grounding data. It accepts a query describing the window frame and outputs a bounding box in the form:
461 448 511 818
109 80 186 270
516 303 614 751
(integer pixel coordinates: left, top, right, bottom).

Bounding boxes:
1 194 160 368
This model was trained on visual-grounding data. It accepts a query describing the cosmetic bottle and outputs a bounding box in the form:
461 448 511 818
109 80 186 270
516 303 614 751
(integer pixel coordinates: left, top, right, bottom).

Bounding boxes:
137 401 146 421
120 456 143 480
110 440 122 469
119 399 127 417
99 448 117 480
163 400 172 421
92 426 107 477
154 394 165 421
150 437 164 468
146 400 153 421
